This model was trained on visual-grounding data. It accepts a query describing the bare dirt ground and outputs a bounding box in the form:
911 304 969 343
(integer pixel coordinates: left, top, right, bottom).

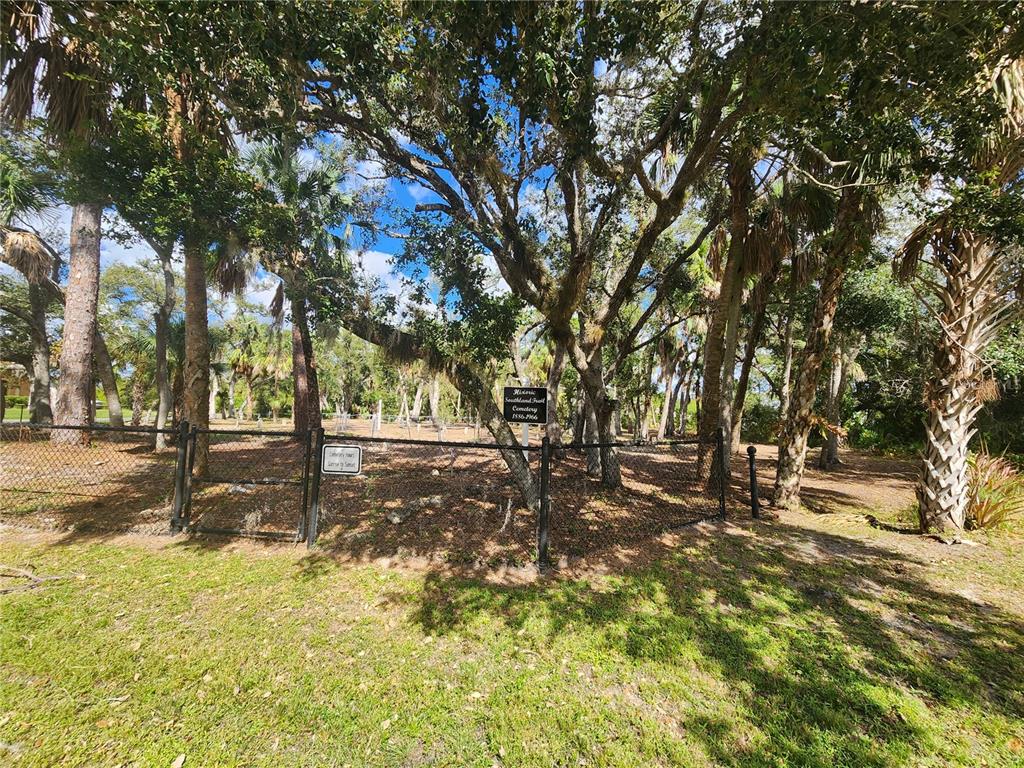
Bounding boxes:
743 441 918 517
4 430 1019 603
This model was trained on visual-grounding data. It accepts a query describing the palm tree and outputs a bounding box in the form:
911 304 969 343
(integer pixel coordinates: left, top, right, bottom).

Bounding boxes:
0 141 59 424
3 3 110 442
248 139 358 433
896 60 1024 539
773 186 883 509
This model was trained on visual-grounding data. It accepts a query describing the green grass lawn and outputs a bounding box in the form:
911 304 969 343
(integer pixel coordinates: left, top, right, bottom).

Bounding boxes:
1 522 1022 767
2 407 116 424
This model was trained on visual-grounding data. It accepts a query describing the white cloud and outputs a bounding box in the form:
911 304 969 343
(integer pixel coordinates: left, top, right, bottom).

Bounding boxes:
352 248 406 296
405 182 436 203
15 204 158 270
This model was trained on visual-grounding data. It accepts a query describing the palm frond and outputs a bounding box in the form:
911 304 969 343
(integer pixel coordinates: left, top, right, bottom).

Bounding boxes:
1 228 52 284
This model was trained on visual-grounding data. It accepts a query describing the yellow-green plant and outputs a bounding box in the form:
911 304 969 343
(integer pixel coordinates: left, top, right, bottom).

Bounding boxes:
967 450 1024 529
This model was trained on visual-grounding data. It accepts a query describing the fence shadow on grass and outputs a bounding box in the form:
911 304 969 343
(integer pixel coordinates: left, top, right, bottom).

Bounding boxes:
378 519 1024 767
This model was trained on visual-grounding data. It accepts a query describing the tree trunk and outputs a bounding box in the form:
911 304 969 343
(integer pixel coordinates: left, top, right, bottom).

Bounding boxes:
172 365 184 425
917 234 1004 540
294 297 321 432
571 393 586 443
225 374 236 418
779 290 796 422
731 277 774 453
93 330 124 427
243 375 254 420
718 285 743 465
208 369 220 421
656 342 676 441
583 394 601 477
773 260 847 508
130 371 145 426
818 348 848 470
411 381 423 422
697 252 742 451
449 363 539 512
698 152 751 486
154 247 174 448
291 297 310 434
678 367 693 436
26 282 52 424
575 352 621 487
182 228 210 474
773 190 864 509
545 341 567 445
428 375 441 427
53 202 101 444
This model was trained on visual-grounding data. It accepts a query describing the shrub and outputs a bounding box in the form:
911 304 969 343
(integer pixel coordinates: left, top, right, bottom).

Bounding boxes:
741 399 779 444
4 395 28 408
967 450 1024 530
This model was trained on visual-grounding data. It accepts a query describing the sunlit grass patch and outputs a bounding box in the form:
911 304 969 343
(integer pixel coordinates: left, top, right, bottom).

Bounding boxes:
1 526 1022 767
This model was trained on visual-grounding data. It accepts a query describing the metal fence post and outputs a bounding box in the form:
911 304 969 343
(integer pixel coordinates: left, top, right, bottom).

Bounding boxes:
716 426 727 518
537 435 551 568
169 420 190 531
306 427 325 548
747 445 760 519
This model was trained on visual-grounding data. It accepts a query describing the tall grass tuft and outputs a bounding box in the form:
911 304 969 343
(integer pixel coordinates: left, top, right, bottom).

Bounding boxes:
967 450 1024 529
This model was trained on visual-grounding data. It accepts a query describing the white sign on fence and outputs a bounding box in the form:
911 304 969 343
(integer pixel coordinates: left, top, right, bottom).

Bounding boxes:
322 444 363 476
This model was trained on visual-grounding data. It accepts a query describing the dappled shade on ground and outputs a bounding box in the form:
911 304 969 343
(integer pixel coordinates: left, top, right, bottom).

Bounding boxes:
1 507 1021 766
0 426 176 534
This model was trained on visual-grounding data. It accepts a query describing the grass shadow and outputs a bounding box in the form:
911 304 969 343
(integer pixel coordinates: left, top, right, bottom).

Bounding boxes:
379 518 1024 766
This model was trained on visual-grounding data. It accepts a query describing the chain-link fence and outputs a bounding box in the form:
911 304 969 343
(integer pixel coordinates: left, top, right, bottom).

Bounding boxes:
180 428 314 541
547 438 726 561
1 421 737 563
0 423 179 533
315 434 542 566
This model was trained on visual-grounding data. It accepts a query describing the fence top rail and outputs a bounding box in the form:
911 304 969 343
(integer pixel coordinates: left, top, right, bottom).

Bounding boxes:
194 427 305 438
0 422 177 436
561 437 704 450
323 432 542 451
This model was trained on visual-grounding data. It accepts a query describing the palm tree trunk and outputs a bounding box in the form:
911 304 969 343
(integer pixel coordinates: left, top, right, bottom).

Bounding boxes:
182 228 210 474
917 234 1004 540
225 374 235 418
154 309 172 446
93 330 124 427
243 375 254 420
130 371 145 427
53 202 101 444
718 284 743 467
26 282 52 424
731 281 773 453
779 287 796 421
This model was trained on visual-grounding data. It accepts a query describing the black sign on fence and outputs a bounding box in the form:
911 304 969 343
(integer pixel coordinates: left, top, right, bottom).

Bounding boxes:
502 386 548 425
